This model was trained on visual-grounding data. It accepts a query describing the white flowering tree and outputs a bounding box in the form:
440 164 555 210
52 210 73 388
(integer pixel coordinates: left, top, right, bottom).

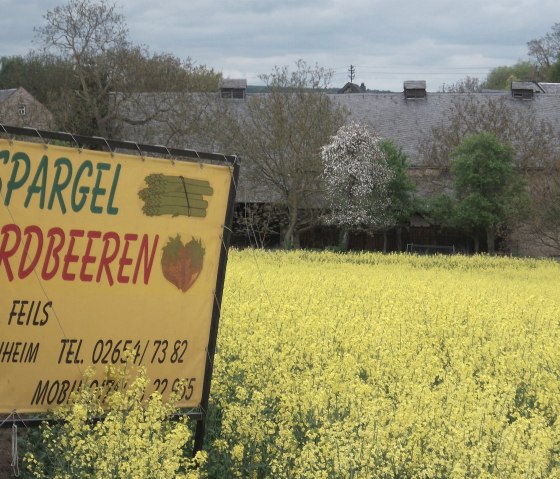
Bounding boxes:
321 122 394 249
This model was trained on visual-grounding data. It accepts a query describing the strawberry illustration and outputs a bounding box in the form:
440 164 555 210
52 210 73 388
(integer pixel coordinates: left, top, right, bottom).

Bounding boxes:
161 235 205 292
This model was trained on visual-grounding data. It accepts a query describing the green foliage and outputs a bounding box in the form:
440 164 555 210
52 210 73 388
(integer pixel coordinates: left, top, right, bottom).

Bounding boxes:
549 60 560 82
448 133 530 252
454 135 512 193
0 54 76 105
426 193 455 226
378 139 417 225
483 61 536 90
453 193 502 233
117 49 220 94
23 359 206 479
484 21 560 86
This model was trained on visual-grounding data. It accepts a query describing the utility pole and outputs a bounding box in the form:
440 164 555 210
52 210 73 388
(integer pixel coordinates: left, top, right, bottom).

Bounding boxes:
348 65 356 83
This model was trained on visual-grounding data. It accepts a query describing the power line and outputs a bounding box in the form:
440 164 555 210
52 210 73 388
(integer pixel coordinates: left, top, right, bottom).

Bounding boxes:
332 65 494 72
332 71 490 78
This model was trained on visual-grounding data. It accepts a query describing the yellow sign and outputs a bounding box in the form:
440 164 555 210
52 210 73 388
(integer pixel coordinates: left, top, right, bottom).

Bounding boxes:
0 139 235 412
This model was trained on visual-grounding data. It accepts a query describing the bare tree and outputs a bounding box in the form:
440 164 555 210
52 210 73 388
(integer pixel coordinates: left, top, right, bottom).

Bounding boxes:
418 95 558 171
527 23 560 76
34 0 220 139
439 76 484 93
232 203 287 249
526 171 560 254
226 60 348 248
35 0 128 137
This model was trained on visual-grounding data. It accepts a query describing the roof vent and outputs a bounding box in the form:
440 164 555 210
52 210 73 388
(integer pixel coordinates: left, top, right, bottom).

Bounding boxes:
404 80 427 100
510 81 542 100
219 78 247 99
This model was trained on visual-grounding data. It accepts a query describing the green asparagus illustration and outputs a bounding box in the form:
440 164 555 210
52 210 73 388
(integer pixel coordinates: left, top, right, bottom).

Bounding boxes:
139 174 214 218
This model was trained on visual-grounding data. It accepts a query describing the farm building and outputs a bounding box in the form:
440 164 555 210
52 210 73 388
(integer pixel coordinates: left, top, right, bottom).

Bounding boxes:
117 80 560 256
0 87 53 130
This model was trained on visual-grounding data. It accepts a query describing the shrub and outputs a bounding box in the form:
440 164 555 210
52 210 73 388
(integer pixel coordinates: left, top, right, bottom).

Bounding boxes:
24 357 205 479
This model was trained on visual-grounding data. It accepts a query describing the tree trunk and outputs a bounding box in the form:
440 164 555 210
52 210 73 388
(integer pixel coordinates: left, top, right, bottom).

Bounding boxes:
283 203 299 249
338 229 350 251
396 226 403 252
487 229 496 254
473 236 480 254
382 230 388 253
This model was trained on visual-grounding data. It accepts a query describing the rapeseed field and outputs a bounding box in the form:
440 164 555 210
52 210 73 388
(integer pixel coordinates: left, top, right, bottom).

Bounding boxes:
207 250 560 479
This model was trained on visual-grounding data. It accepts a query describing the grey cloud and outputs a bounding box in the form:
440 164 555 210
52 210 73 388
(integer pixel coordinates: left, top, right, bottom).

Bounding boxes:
0 0 559 91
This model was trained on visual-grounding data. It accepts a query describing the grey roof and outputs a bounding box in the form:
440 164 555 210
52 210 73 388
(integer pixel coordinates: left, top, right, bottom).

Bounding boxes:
403 80 427 90
0 88 16 103
329 91 560 167
539 83 560 94
219 79 247 89
338 82 363 94
115 88 560 202
230 89 560 200
511 81 543 92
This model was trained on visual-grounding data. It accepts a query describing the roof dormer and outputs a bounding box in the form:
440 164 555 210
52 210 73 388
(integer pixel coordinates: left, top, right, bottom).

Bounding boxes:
220 79 247 99
404 80 427 100
510 81 543 100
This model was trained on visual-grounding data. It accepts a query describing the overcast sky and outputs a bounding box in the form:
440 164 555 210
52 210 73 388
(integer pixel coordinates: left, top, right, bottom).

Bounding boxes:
1 0 559 91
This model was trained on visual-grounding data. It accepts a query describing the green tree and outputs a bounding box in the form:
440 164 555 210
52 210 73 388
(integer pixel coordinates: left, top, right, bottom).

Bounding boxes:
379 139 417 252
548 60 560 82
227 60 347 249
484 61 536 90
437 133 530 253
0 54 76 105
